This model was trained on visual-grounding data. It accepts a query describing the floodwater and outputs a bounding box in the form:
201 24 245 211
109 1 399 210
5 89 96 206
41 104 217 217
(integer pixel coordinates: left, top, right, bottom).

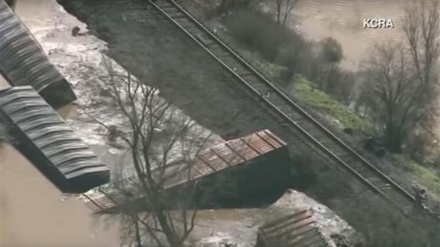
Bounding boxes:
1 1 438 245
292 0 410 64
1 1 119 246
291 0 440 138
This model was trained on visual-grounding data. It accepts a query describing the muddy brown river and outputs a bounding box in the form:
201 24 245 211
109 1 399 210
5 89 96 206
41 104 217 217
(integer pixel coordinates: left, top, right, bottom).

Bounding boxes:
13 0 439 139
292 0 410 63
2 0 438 245
291 0 440 138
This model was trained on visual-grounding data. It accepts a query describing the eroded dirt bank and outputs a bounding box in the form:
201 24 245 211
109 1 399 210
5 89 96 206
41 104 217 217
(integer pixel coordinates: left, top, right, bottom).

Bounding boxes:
55 0 379 215
52 0 440 246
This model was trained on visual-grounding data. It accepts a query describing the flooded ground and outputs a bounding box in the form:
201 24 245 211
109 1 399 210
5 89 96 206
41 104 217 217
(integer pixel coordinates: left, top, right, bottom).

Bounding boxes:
292 0 409 63
2 0 438 245
1 1 120 246
289 0 440 139
1 145 120 247
1 0 219 246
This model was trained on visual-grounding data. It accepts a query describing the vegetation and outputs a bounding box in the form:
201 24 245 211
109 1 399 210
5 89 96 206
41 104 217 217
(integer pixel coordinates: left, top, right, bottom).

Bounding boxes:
396 154 440 200
223 8 354 103
358 0 440 152
84 57 215 247
275 0 300 26
220 2 440 245
57 0 440 245
293 76 372 132
224 9 311 70
318 37 343 64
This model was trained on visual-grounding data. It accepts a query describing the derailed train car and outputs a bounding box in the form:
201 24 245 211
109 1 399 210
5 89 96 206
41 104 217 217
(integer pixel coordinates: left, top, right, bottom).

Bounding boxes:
257 210 330 247
0 86 109 193
0 0 76 109
4 0 15 9
81 129 294 213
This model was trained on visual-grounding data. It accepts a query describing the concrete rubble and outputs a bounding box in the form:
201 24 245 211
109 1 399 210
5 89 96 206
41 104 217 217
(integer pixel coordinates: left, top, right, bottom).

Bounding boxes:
191 189 361 247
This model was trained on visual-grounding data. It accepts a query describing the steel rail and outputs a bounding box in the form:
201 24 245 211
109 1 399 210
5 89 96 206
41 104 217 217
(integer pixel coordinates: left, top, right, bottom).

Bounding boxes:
84 0 439 220
155 0 415 201
145 0 410 213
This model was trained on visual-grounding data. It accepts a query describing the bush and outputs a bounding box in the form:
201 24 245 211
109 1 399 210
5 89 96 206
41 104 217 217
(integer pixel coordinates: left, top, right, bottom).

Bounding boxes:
224 10 310 65
276 44 313 78
396 154 440 202
292 76 372 132
319 37 343 63
312 64 355 103
223 10 353 102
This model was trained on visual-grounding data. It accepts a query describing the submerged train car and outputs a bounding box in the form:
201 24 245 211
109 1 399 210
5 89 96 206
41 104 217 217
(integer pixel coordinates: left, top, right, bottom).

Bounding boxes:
257 210 329 247
0 86 109 193
4 0 15 10
0 0 76 109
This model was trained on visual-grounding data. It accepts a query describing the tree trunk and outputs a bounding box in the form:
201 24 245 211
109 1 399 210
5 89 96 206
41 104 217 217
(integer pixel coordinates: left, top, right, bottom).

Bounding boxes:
385 128 403 152
155 209 181 247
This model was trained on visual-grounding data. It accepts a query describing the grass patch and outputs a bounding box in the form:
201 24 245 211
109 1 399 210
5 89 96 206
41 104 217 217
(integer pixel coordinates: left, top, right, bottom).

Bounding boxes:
260 63 287 79
396 154 440 199
292 76 372 132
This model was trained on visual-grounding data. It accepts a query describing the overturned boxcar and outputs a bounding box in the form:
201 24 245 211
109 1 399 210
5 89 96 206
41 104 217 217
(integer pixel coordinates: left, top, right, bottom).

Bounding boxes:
257 210 329 247
0 86 109 193
81 129 294 213
0 0 76 108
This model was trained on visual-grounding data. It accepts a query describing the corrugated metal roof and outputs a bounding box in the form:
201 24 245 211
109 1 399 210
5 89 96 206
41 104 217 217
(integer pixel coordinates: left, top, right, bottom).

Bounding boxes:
164 129 287 188
80 129 287 213
257 210 329 247
0 0 76 108
0 86 109 193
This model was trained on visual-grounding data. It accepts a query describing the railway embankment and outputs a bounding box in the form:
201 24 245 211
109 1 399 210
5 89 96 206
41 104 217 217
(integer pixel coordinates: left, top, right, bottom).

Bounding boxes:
56 0 440 246
3 1 363 245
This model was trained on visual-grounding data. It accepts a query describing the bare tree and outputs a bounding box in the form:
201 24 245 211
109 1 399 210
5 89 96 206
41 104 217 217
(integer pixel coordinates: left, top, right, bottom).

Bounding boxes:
276 0 300 26
359 0 440 152
85 56 215 247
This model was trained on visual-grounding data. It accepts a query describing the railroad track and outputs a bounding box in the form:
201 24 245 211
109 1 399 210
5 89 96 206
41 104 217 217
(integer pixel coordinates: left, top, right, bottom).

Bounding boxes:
137 0 440 218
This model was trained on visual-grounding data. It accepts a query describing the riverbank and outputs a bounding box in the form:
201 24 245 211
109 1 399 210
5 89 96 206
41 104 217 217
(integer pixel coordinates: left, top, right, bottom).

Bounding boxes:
287 0 440 139
2 1 362 246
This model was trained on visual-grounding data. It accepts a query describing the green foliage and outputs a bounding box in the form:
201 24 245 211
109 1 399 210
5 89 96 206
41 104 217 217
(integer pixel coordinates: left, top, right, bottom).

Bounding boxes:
396 154 440 201
319 37 343 63
224 9 310 65
292 76 372 132
224 10 285 60
260 62 289 81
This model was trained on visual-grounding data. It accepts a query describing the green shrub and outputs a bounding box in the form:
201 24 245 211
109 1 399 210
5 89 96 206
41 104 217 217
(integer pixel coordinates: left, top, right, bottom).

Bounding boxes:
224 10 310 65
292 76 371 132
319 37 343 63
396 154 440 201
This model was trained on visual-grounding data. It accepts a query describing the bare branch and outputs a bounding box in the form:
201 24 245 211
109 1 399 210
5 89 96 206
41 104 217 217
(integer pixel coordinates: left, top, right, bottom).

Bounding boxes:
360 1 439 152
86 55 216 247
276 0 300 26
